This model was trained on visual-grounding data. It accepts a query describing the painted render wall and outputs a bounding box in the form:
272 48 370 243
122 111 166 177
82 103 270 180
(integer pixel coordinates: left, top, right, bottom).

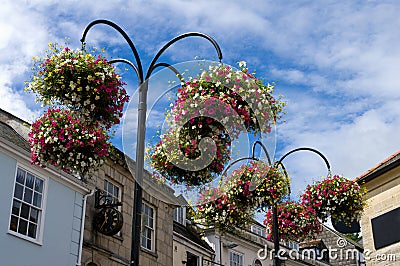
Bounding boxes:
0 150 84 266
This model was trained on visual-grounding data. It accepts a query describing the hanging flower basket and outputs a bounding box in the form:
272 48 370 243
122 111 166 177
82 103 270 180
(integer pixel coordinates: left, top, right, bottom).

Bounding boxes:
331 217 361 234
149 117 231 186
148 62 286 186
171 63 285 136
28 108 111 177
221 160 268 205
301 175 367 224
221 160 290 208
253 164 290 208
264 201 322 242
195 187 255 232
25 43 129 128
194 160 289 231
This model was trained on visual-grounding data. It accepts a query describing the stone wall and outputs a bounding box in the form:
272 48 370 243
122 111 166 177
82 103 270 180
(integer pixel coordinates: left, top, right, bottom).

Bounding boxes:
360 166 400 266
314 227 361 266
81 157 176 266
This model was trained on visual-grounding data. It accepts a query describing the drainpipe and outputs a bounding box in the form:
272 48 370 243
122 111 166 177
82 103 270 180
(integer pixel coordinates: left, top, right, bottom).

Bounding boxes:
218 233 222 265
77 189 95 266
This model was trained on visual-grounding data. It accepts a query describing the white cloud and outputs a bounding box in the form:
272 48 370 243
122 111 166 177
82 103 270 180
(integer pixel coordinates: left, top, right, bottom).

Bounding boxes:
1 0 400 204
278 95 400 181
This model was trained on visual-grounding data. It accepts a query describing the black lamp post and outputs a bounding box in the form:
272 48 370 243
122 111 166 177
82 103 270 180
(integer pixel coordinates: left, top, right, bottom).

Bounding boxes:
218 141 332 266
80 19 222 266
272 147 331 266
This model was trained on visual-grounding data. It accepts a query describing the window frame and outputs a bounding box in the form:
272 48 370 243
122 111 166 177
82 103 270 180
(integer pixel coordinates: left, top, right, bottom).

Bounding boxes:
253 258 263 266
186 251 199 266
141 202 156 252
229 251 244 266
174 206 186 225
251 224 266 237
7 165 47 245
103 178 123 236
103 179 121 206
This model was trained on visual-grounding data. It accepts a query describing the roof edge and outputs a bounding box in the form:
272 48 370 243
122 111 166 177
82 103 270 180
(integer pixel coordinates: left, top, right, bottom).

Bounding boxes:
357 150 400 184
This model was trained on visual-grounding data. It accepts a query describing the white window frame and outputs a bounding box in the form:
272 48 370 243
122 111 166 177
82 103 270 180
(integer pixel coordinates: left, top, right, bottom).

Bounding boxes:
174 206 186 225
141 202 155 252
230 251 244 266
283 240 299 250
251 224 266 237
8 165 47 245
103 178 122 236
103 179 121 205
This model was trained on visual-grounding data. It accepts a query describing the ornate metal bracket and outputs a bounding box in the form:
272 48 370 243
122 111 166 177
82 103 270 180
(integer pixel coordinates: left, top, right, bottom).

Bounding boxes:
94 188 122 209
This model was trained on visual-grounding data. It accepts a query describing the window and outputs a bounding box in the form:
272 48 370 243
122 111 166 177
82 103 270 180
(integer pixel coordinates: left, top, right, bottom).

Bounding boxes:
253 259 262 266
371 207 400 249
9 167 45 242
230 251 243 266
174 206 185 224
283 240 299 250
104 179 120 205
104 179 122 236
141 203 155 251
186 252 199 266
300 240 329 264
251 224 266 237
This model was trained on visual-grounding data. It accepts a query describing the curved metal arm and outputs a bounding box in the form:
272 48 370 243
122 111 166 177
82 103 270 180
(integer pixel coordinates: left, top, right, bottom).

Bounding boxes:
80 19 144 84
219 141 273 178
145 32 223 80
251 140 272 165
149 62 185 83
109 60 184 86
109 58 141 86
273 160 291 198
272 148 330 266
194 156 258 208
219 157 257 179
277 147 331 175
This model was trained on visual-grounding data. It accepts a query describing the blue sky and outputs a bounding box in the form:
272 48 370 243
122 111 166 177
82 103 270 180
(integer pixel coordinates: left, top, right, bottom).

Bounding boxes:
1 0 400 198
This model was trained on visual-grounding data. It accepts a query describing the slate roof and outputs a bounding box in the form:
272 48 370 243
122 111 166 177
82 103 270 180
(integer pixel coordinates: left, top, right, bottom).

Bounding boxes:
173 221 214 252
0 120 30 152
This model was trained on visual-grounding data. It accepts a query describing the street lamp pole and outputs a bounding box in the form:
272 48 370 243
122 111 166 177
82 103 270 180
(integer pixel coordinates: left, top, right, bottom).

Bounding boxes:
273 147 331 266
80 19 222 266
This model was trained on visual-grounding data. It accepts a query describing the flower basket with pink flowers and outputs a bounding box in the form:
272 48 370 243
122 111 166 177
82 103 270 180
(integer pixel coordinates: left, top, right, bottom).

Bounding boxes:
195 187 255 232
28 108 110 177
301 175 367 224
264 201 322 242
148 62 285 186
195 161 290 232
25 43 129 128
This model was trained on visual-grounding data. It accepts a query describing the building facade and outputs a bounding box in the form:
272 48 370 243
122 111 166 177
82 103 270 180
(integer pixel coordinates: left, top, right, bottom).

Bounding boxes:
76 139 179 266
299 225 364 266
0 109 91 266
0 108 179 266
358 151 400 266
203 221 363 266
172 196 215 266
203 223 274 266
81 153 179 266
